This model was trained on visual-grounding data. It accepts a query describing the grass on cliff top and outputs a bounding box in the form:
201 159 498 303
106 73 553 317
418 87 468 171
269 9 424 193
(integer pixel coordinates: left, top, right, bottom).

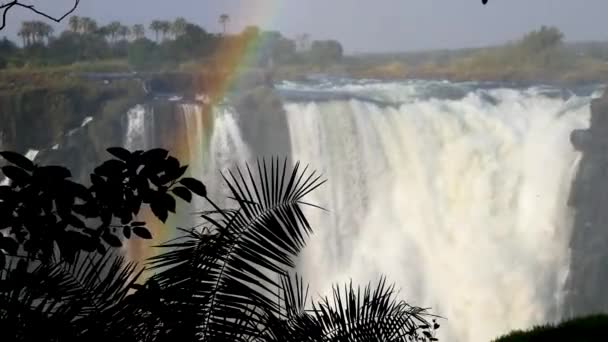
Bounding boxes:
493 315 608 342
0 59 132 90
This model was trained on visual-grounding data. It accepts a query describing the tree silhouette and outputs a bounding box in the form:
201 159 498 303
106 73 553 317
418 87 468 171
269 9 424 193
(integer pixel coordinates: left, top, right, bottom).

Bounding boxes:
68 15 80 33
132 24 146 40
219 13 230 35
149 20 162 42
171 17 188 38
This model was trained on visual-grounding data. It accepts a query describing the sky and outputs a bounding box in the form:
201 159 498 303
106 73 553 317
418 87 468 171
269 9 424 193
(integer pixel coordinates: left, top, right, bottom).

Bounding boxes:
2 0 608 53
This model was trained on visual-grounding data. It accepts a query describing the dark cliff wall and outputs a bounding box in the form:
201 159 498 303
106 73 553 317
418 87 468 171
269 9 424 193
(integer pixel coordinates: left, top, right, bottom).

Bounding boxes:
0 80 145 153
0 72 289 183
565 92 608 317
234 86 293 161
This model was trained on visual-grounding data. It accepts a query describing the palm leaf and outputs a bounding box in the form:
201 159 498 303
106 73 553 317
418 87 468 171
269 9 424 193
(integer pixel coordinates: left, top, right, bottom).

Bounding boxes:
261 275 440 342
0 252 142 340
308 277 439 342
148 158 325 340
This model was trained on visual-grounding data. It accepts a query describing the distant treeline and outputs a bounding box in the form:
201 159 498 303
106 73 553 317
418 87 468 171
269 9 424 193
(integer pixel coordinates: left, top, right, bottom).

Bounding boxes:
0 16 344 70
343 26 608 82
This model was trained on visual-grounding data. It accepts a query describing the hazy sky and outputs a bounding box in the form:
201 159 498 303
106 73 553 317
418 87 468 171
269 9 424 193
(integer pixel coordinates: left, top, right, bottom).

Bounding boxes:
2 0 608 53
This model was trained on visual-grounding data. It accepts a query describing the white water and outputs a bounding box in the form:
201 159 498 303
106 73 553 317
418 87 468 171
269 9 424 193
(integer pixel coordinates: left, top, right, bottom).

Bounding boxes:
181 103 251 208
125 105 155 150
284 85 592 342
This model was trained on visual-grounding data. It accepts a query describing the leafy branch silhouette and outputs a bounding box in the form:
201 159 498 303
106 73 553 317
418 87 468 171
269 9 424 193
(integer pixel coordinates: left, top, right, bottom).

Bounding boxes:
0 0 80 30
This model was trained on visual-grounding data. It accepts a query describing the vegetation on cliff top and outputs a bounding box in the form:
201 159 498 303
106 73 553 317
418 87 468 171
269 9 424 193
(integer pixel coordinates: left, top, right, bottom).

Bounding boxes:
4 18 608 83
1 16 344 73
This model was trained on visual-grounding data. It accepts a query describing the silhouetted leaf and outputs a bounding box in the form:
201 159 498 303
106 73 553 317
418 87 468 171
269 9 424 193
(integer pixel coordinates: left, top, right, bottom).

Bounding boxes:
163 192 176 213
0 151 35 170
179 177 207 197
120 213 132 225
149 174 164 187
142 148 168 164
2 165 30 183
0 236 18 254
123 226 131 239
95 159 126 177
150 199 168 223
73 203 97 218
107 147 132 161
63 180 91 200
0 185 11 198
90 173 106 187
67 214 86 228
16 259 27 272
172 186 192 203
165 156 180 173
103 233 122 247
173 165 188 180
65 231 95 252
96 243 107 255
131 221 146 226
39 165 71 179
133 226 152 239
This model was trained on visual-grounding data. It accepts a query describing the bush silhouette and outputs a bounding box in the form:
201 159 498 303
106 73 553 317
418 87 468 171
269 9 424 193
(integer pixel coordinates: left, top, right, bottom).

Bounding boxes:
0 147 440 341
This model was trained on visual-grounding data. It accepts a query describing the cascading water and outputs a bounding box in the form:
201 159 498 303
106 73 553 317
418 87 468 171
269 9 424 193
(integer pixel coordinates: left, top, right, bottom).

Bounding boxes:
125 105 155 150
280 81 596 342
181 103 251 206
123 101 251 222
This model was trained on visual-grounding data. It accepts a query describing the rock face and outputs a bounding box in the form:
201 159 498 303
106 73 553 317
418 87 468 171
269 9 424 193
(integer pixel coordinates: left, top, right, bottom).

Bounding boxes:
565 92 608 317
234 86 292 161
0 80 145 153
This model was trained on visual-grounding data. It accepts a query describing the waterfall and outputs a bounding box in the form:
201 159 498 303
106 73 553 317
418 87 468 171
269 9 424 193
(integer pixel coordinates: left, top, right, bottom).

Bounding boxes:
284 85 593 342
120 80 597 341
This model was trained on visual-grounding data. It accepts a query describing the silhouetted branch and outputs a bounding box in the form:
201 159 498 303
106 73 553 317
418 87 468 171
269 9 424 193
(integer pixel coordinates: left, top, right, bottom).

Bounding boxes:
0 0 80 30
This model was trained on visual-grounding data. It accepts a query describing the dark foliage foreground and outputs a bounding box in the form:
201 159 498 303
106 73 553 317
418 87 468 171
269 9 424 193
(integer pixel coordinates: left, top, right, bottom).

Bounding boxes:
0 147 440 341
493 315 608 342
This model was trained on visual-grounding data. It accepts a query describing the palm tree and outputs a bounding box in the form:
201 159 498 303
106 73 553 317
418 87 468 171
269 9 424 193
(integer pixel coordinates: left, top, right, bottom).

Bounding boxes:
149 20 162 42
17 22 32 46
79 17 98 35
106 21 122 43
38 22 54 44
132 24 145 40
219 13 230 35
171 17 188 38
159 21 171 41
68 15 80 33
118 25 130 41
